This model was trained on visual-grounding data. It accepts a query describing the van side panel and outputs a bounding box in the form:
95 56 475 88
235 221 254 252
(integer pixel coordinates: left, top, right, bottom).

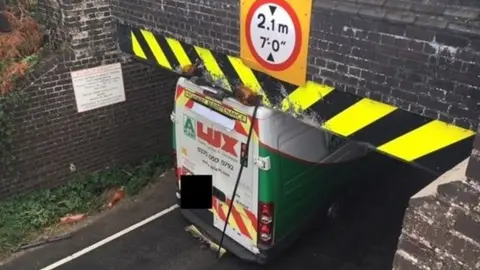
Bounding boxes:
258 147 277 204
257 113 359 243
278 152 355 240
259 146 341 241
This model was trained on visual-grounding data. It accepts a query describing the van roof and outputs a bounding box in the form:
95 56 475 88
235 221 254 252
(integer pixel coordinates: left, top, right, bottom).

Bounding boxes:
176 77 276 120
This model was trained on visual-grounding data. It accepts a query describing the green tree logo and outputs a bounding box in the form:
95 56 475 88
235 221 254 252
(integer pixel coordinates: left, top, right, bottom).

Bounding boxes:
183 115 196 139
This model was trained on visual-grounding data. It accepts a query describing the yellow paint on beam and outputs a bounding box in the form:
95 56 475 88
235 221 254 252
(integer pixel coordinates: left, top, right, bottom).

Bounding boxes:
131 32 147 59
140 30 172 70
377 120 475 161
322 98 396 136
281 82 334 112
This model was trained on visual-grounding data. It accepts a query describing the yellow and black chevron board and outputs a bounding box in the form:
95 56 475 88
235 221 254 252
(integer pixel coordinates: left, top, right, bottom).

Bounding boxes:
116 23 475 176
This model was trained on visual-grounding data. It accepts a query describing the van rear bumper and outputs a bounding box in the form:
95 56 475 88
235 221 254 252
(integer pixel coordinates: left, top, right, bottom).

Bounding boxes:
180 208 290 265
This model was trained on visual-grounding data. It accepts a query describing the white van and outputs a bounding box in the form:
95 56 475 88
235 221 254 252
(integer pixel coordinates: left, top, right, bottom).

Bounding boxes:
171 77 370 264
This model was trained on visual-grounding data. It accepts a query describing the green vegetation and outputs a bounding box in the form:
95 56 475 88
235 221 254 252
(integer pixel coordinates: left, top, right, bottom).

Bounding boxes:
0 84 30 175
0 155 172 255
0 1 173 260
0 0 43 173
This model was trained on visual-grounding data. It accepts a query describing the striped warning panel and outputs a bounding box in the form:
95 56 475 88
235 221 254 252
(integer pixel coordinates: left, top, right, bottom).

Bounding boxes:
175 85 260 142
117 23 475 175
211 196 258 242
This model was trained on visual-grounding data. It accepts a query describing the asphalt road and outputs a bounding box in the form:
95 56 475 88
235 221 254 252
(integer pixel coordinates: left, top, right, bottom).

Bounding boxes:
2 152 436 270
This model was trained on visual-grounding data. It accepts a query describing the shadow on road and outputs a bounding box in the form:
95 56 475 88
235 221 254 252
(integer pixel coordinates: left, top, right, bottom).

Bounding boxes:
7 152 436 270
209 151 436 270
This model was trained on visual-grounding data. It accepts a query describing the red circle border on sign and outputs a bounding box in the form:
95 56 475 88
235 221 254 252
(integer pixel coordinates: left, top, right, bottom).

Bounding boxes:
245 0 302 71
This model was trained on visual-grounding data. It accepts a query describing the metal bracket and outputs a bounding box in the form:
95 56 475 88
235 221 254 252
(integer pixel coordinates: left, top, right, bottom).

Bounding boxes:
253 156 271 171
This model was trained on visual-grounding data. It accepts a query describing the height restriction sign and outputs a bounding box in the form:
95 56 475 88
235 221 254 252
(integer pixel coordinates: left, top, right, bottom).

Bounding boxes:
240 0 313 86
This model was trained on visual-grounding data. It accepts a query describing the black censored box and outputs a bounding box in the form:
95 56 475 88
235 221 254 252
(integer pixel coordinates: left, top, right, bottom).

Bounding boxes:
180 175 212 209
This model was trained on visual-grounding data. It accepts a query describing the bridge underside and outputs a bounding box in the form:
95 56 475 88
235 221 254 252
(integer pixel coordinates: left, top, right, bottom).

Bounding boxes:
116 23 475 176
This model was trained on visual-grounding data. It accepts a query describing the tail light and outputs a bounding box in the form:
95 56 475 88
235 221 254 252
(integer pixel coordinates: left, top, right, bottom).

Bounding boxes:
258 202 274 245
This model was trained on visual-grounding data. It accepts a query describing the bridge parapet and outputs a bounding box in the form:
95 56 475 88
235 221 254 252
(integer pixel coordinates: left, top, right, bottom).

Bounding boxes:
114 0 478 176
112 0 480 130
28 0 480 268
395 132 480 269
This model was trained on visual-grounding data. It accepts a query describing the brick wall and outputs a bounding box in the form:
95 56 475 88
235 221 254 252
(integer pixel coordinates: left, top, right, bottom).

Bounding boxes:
0 0 178 198
108 0 480 268
393 147 480 270
111 0 480 130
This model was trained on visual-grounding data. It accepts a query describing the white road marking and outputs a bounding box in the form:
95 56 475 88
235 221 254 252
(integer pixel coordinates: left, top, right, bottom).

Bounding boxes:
40 204 180 270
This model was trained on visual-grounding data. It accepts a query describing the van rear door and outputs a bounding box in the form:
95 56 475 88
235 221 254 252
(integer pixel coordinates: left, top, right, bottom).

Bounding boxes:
174 78 259 254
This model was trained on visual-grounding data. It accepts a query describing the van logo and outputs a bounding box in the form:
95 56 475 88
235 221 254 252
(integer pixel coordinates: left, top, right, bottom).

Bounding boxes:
183 115 196 139
197 121 238 157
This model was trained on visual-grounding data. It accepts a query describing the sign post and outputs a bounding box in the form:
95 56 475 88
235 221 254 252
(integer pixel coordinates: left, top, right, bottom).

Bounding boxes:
240 0 313 86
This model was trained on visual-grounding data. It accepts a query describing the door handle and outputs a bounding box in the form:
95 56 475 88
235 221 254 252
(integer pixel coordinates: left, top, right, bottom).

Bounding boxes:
212 186 226 203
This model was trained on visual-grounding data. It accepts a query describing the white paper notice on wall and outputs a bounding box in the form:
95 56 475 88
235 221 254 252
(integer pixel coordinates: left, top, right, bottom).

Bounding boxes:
71 63 126 113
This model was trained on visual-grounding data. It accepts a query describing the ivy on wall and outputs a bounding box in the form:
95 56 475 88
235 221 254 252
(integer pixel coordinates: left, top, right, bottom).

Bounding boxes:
0 0 43 173
0 90 28 174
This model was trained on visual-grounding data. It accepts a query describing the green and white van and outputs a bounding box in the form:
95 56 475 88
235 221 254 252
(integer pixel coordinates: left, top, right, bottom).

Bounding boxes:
171 77 370 264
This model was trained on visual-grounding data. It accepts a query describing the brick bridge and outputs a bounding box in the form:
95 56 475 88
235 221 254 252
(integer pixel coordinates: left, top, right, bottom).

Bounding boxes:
24 0 480 269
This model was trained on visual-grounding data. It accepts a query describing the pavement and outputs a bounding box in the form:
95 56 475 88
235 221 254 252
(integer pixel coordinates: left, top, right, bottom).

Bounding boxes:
1 152 436 270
